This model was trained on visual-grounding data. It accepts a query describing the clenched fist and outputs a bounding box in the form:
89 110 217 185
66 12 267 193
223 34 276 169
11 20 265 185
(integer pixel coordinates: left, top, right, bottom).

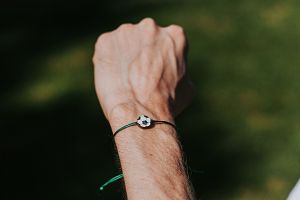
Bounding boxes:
93 18 194 126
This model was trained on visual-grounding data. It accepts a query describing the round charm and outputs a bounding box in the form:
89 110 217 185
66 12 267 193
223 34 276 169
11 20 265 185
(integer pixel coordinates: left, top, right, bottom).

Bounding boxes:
137 115 152 128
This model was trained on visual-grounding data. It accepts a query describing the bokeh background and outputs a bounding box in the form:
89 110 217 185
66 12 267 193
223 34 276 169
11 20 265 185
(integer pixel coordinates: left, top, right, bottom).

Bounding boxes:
1 0 300 199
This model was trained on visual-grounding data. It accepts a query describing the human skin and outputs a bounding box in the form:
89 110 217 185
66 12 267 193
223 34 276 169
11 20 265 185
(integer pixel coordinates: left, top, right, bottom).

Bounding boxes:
93 18 195 200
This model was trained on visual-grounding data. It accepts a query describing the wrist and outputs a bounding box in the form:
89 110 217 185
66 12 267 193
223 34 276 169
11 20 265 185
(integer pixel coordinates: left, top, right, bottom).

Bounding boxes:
107 102 174 133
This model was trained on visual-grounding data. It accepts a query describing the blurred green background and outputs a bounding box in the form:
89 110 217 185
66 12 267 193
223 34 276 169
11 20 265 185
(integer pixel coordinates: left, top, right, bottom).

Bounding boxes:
1 0 300 199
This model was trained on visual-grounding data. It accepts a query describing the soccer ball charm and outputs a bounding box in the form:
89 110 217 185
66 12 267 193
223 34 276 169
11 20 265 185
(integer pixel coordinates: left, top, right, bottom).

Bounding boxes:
137 115 152 128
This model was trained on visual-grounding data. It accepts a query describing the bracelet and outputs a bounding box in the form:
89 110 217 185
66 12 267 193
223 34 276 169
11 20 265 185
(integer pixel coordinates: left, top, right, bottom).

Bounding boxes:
113 115 177 137
99 115 177 191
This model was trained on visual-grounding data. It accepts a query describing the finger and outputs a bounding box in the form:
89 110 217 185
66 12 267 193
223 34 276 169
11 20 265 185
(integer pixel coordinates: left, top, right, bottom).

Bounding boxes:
164 24 187 56
116 23 134 31
137 18 160 44
139 17 158 28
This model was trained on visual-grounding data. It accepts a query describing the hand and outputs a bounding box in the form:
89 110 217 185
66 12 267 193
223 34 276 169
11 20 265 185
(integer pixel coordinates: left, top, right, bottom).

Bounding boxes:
93 18 194 123
93 19 196 199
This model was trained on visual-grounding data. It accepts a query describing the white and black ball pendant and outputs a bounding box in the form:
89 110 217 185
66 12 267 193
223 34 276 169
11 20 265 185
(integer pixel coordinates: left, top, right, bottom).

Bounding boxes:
137 115 152 128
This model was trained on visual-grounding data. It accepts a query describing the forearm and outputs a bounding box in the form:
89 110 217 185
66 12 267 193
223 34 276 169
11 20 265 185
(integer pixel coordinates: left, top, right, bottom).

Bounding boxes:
109 105 195 200
93 18 195 199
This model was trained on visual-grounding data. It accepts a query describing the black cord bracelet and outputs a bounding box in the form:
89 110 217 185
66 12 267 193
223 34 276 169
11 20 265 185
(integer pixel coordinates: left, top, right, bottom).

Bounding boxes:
113 115 177 137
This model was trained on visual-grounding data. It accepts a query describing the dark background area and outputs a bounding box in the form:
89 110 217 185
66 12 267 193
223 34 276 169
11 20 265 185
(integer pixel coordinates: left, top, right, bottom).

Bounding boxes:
1 0 300 199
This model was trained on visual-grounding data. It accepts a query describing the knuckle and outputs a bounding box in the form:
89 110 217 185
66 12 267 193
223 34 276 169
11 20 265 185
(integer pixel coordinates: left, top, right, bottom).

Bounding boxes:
167 24 186 48
139 18 158 38
95 32 110 47
117 23 133 31
140 17 157 27
168 24 185 36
